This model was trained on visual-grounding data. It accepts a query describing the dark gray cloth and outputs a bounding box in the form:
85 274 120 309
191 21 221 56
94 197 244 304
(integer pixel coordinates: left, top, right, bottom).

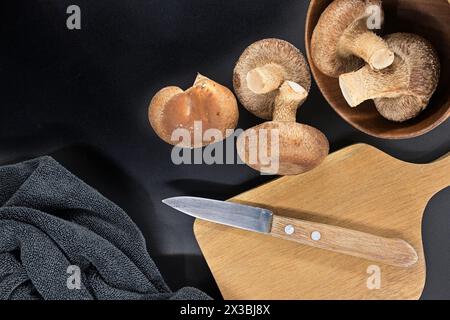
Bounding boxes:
0 156 210 300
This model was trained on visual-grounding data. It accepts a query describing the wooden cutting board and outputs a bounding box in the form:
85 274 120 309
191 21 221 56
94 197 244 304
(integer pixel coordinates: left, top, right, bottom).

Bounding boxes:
194 144 450 300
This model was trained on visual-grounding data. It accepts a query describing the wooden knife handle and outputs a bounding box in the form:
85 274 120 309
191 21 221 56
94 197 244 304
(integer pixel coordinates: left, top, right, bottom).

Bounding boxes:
271 215 418 268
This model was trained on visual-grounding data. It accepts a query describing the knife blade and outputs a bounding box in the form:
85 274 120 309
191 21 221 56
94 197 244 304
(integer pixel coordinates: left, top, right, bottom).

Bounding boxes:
162 196 273 233
163 196 418 268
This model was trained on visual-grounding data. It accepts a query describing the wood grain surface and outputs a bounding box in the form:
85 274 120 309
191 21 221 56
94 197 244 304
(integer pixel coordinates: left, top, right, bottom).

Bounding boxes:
270 215 418 268
194 144 450 299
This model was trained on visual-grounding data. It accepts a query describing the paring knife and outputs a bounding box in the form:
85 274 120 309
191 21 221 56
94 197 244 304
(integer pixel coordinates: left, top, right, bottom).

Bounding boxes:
163 197 418 268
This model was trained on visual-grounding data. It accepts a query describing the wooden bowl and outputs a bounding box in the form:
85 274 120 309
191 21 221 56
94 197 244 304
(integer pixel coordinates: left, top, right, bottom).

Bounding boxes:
305 0 450 139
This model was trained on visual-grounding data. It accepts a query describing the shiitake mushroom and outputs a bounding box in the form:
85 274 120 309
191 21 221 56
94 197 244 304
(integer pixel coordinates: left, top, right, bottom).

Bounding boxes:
339 33 440 122
149 74 239 148
311 0 394 78
234 39 329 176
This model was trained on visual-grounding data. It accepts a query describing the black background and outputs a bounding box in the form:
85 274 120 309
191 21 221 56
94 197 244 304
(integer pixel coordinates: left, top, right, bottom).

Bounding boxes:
0 0 448 300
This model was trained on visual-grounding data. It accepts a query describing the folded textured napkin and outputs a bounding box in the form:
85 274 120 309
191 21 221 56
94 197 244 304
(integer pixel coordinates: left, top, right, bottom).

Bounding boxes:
0 156 210 300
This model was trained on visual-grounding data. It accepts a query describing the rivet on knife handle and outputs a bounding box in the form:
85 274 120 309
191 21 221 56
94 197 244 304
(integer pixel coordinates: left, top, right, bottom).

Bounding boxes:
271 215 418 268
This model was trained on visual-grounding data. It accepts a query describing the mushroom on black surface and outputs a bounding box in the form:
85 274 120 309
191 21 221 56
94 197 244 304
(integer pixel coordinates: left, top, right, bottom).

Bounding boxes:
148 74 239 148
233 38 312 120
234 39 329 176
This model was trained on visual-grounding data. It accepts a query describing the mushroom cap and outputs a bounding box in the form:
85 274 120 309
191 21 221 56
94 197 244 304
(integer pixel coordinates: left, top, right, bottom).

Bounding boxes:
233 39 311 120
236 121 329 176
311 0 382 77
148 74 239 148
375 95 427 122
374 33 440 122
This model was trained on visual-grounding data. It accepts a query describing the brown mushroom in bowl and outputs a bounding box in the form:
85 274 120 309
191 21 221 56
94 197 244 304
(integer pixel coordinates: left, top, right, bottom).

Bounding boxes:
339 33 440 122
311 0 394 78
233 39 329 176
148 74 239 148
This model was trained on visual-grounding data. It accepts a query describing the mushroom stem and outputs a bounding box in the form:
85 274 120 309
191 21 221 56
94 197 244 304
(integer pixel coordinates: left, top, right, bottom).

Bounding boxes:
272 81 308 122
338 20 394 70
246 63 285 94
339 60 409 107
